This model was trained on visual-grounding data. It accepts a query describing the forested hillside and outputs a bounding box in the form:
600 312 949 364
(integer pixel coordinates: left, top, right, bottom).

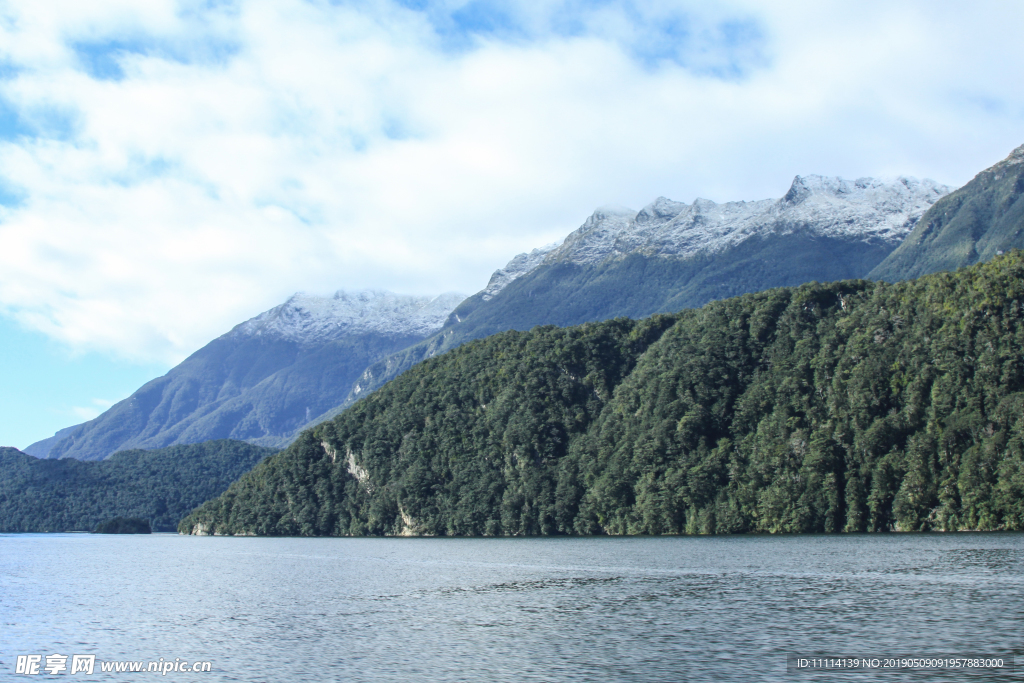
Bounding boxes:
0 441 276 532
180 252 1024 536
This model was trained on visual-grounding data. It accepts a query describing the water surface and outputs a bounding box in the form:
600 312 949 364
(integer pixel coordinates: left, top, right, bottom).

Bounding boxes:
2 533 1022 681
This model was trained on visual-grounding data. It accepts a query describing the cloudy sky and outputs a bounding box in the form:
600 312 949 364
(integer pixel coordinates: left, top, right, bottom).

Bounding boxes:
1 0 1022 448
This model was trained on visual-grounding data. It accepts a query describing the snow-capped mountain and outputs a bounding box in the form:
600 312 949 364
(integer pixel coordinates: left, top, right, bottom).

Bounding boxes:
28 290 466 460
234 290 467 342
485 175 949 298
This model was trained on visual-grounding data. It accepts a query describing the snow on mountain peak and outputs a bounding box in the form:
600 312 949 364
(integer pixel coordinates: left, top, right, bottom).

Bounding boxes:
234 290 467 343
481 243 559 301
534 175 951 269
1002 143 1024 166
635 197 687 224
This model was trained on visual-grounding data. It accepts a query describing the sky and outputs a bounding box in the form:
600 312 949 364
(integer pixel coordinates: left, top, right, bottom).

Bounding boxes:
1 0 1023 449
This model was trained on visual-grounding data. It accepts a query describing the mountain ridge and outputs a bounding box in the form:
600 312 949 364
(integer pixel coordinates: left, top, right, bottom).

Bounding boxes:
33 160 1004 461
235 290 464 343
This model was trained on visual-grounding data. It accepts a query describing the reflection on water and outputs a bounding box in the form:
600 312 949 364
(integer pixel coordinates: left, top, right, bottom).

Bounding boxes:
1 534 1022 682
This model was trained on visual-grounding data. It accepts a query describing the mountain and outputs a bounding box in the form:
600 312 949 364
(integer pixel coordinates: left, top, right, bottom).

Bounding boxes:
29 291 464 461
869 144 1024 281
25 170 958 459
453 174 949 332
180 251 1024 536
0 440 276 532
293 174 950 430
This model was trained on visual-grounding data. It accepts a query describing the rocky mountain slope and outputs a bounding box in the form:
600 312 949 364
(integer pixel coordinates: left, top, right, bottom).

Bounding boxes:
869 144 1024 281
28 291 464 461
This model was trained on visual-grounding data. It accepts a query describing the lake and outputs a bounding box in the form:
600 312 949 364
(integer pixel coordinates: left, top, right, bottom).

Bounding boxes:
1 533 1022 681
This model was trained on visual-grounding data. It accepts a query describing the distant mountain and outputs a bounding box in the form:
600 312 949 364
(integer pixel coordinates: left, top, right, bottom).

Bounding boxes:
869 144 1024 281
296 174 950 428
0 440 276 532
29 291 464 461
180 252 1024 537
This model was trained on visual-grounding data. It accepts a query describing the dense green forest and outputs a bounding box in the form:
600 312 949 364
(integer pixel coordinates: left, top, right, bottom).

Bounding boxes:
0 441 276 532
180 252 1024 536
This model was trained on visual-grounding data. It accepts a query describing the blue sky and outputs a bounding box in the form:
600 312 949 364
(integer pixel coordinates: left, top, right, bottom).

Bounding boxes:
0 317 168 441
1 0 1023 449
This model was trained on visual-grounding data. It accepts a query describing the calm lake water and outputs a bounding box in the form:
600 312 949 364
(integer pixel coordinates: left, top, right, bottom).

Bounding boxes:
1 533 1022 682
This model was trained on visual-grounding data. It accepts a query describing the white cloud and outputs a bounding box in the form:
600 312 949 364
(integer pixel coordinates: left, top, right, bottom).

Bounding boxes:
0 0 1022 364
